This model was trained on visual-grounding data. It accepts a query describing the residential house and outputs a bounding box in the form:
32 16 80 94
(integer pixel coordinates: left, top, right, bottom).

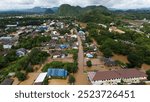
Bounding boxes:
71 35 78 39
48 40 57 49
72 43 78 49
3 44 12 49
86 53 94 58
51 51 67 59
59 44 69 49
6 25 17 28
51 31 60 36
78 30 85 36
0 37 13 49
98 23 107 28
37 26 48 32
16 48 27 57
52 51 62 59
51 35 59 40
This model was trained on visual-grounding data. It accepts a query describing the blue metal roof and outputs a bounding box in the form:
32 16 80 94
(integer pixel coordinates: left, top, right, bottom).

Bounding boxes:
86 53 94 58
47 68 68 77
60 44 68 49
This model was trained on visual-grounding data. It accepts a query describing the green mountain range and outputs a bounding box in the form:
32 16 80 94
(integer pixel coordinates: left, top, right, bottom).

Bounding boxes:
57 4 110 16
56 4 113 23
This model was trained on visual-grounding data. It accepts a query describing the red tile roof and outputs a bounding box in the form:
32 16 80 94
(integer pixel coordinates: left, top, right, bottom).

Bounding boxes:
90 69 147 81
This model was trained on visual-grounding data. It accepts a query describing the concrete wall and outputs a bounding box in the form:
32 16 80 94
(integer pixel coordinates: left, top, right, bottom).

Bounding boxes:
91 77 147 85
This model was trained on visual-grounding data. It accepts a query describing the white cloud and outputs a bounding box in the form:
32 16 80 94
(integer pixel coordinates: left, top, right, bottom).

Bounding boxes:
0 0 150 10
106 0 150 9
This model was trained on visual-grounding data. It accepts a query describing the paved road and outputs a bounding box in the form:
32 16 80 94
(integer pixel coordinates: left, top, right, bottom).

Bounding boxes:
74 36 90 85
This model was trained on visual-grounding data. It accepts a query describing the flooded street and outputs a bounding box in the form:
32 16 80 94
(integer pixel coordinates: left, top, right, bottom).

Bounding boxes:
74 36 90 85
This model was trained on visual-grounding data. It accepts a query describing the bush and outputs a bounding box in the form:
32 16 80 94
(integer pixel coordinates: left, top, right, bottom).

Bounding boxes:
86 60 92 67
68 75 75 85
29 48 49 65
16 72 26 81
0 44 3 51
26 66 33 73
146 70 150 80
43 77 49 85
42 61 65 72
102 48 113 58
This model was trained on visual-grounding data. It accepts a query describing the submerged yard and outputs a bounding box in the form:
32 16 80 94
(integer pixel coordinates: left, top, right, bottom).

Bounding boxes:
112 54 129 63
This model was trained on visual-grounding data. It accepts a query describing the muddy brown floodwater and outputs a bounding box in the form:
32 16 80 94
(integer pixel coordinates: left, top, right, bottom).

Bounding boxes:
74 36 90 85
141 64 150 72
48 78 68 85
112 54 129 63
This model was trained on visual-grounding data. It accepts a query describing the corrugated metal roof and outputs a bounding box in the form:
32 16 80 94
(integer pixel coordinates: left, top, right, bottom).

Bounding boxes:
47 68 67 77
34 72 47 83
89 69 147 81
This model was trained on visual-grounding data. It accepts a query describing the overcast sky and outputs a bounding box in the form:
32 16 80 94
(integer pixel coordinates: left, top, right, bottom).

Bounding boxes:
0 0 150 10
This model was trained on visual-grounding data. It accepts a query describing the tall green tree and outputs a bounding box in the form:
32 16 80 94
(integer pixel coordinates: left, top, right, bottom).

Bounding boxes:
16 72 26 81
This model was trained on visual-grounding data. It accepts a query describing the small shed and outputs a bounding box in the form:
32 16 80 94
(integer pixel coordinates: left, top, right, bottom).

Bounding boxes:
0 78 14 85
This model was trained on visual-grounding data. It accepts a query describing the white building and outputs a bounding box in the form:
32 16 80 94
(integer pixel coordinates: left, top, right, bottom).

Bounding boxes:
88 69 147 85
3 45 12 49
34 73 47 85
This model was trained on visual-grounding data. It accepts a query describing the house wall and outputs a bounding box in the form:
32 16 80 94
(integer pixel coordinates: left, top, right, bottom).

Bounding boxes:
90 77 147 85
34 82 43 85
122 77 147 84
91 79 121 85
